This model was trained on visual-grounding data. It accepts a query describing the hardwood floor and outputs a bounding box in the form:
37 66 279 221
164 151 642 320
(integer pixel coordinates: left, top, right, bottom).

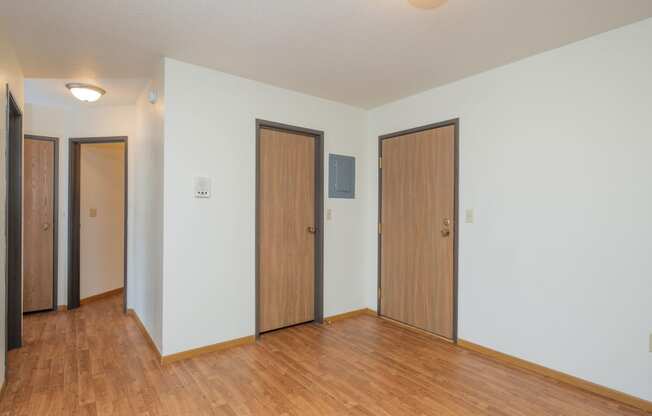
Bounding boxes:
0 294 646 415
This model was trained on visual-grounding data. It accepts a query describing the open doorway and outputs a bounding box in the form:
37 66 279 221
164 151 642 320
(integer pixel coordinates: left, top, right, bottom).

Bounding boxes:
6 87 23 350
68 137 127 312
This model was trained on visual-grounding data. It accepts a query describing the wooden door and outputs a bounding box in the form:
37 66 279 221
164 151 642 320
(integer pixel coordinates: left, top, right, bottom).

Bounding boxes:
259 127 315 333
380 124 456 339
24 138 55 312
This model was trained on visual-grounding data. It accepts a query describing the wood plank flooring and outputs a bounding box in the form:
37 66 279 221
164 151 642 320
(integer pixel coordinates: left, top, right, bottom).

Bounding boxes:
0 294 646 415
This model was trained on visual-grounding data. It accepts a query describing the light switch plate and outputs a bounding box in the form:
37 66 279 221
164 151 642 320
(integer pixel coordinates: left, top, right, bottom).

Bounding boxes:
465 209 474 224
194 177 211 198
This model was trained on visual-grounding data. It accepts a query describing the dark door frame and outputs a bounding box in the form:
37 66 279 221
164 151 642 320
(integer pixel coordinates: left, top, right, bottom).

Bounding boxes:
67 136 128 312
255 119 324 338
377 118 460 342
5 86 22 351
24 135 60 312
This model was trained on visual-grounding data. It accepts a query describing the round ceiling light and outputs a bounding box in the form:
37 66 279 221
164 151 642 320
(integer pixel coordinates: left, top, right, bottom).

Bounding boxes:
65 83 106 102
408 0 447 9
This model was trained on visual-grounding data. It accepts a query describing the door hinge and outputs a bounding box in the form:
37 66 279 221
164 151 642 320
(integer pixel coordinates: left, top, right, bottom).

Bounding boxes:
378 157 382 169
378 223 382 234
378 287 382 300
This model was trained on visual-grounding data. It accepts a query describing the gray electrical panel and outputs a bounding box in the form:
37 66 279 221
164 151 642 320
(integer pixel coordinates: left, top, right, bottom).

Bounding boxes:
328 154 355 199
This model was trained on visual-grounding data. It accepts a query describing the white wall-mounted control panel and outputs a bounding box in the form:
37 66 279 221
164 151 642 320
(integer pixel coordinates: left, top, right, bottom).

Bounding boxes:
194 176 211 198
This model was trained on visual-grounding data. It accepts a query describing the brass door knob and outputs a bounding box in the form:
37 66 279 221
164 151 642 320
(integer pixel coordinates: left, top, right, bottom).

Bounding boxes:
307 226 317 234
441 229 450 237
42 223 50 231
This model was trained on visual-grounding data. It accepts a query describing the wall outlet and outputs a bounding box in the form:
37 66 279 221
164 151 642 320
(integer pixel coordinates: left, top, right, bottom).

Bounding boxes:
326 209 333 221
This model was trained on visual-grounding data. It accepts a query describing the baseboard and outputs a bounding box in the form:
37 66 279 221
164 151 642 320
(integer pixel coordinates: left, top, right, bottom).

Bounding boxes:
80 287 123 305
126 309 162 361
161 335 256 365
57 305 67 312
324 308 377 324
378 315 455 344
458 339 652 413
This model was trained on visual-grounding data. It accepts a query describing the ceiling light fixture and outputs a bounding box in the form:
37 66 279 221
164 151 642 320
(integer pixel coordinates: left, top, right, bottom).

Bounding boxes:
65 83 106 102
408 0 447 10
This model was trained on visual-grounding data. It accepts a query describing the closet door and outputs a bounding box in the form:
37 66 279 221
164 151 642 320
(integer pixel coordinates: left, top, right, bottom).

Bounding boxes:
24 138 55 312
259 127 316 332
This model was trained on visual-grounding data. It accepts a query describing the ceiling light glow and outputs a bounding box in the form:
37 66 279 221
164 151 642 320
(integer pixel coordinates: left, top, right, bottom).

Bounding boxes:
65 83 106 102
408 0 447 9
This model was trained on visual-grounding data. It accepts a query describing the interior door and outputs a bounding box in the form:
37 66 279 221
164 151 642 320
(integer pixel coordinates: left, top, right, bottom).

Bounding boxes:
23 138 55 313
380 124 456 339
259 127 315 333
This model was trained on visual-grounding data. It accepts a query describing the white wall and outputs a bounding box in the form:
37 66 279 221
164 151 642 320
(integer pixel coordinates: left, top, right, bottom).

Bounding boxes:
0 28 24 388
80 143 125 299
132 69 165 351
24 104 137 308
162 58 370 355
367 19 652 401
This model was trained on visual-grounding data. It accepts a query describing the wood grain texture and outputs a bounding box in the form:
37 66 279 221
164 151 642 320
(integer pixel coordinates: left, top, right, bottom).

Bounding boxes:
126 308 161 360
458 339 652 413
1 293 647 416
259 127 315 332
23 138 55 313
324 308 376 324
80 288 124 305
161 336 255 365
381 125 455 338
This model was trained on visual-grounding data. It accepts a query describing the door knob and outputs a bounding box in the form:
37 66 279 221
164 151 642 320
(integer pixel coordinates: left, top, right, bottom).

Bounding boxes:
42 223 50 231
306 226 317 234
441 218 451 237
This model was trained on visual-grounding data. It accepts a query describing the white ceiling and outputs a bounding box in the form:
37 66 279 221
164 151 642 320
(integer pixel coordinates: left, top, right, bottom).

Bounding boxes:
4 0 652 108
25 78 148 108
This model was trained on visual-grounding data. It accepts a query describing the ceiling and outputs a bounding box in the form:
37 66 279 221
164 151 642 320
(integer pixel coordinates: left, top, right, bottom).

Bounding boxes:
3 0 652 108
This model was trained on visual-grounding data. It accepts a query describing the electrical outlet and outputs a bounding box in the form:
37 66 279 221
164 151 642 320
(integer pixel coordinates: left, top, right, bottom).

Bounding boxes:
326 209 333 221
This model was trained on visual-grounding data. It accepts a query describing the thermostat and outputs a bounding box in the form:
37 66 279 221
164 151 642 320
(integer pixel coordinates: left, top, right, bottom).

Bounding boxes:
194 177 211 198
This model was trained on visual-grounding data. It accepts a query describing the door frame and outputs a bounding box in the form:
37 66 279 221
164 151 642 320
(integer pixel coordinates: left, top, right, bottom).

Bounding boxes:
24 135 60 312
255 119 324 337
67 136 128 312
377 118 460 342
5 86 23 351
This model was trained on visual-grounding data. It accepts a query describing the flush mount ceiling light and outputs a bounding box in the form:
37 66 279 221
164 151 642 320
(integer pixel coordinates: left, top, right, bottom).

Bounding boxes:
65 83 106 102
408 0 447 9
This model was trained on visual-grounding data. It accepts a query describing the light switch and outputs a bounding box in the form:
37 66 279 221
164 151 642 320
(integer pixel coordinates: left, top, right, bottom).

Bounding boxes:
465 209 474 224
326 209 333 221
194 177 211 198
89 208 97 218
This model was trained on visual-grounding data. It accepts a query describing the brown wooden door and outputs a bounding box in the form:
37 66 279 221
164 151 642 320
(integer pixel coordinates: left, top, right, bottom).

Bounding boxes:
259 127 315 333
24 138 55 312
380 124 456 339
